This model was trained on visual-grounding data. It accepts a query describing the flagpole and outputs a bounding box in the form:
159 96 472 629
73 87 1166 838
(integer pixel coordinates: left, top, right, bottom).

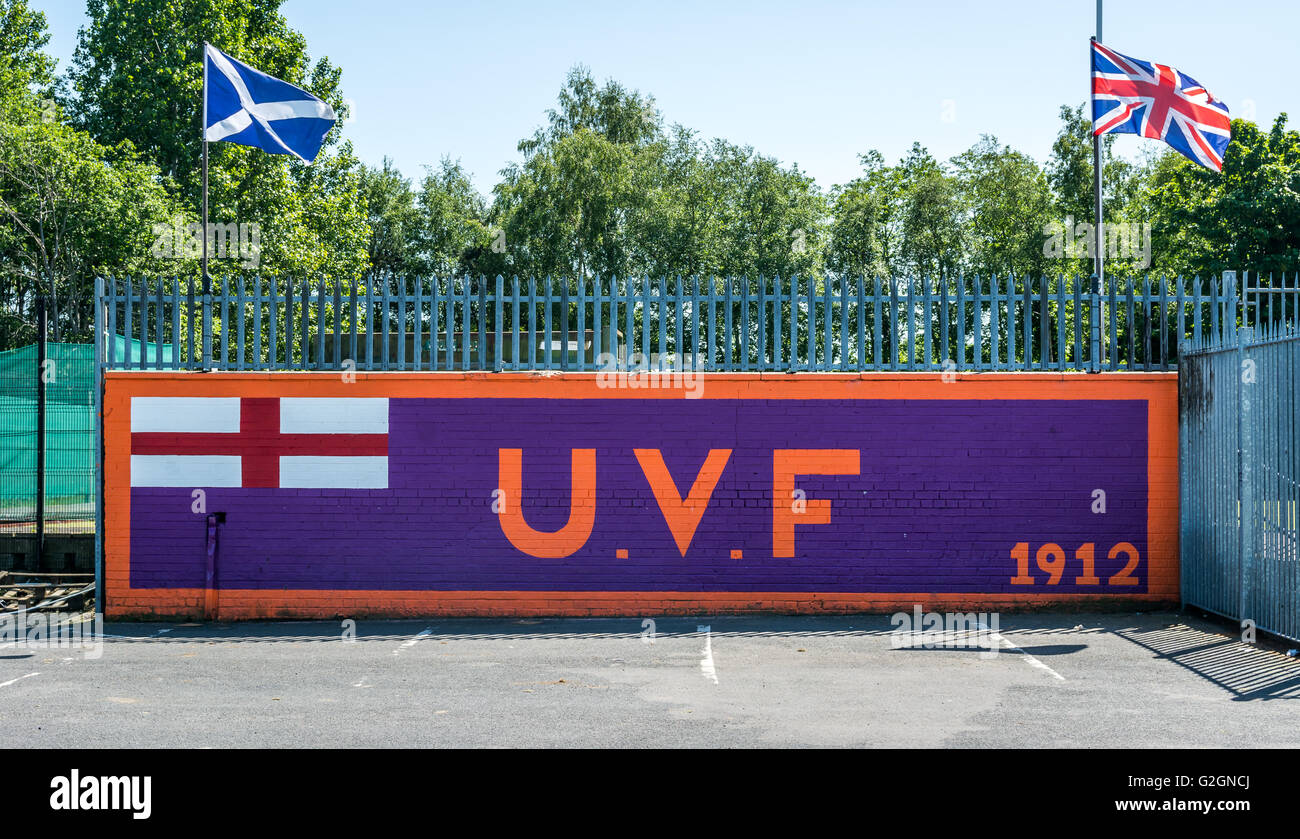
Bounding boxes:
201 41 209 297
202 141 208 295
1092 2 1105 367
201 41 212 369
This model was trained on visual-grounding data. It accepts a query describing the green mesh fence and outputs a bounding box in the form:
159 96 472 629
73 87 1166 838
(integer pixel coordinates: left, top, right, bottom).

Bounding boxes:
0 338 170 534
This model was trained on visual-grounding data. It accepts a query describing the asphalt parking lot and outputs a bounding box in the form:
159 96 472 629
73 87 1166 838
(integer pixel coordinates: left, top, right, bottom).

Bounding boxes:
2 611 1297 748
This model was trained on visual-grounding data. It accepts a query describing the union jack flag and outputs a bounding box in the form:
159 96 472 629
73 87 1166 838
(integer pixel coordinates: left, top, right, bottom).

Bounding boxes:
1091 40 1232 172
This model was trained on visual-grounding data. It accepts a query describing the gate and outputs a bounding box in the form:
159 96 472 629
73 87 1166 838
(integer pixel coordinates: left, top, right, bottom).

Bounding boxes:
1181 327 1300 643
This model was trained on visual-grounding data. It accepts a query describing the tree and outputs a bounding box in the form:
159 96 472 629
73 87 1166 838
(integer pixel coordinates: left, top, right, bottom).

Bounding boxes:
486 66 662 284
631 126 717 279
0 0 184 348
951 135 1054 280
0 119 180 346
0 0 55 120
895 143 964 278
66 0 370 283
517 64 659 158
1137 114 1300 277
494 126 643 282
416 158 491 277
827 151 899 279
704 138 826 280
1046 103 1141 276
358 157 421 276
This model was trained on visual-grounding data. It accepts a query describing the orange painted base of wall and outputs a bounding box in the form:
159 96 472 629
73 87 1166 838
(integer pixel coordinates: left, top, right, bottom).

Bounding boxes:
106 589 1181 621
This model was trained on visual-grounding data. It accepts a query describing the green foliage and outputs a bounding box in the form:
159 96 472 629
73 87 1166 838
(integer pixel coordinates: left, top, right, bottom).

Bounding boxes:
952 135 1055 279
493 124 644 283
417 158 490 277
1045 103 1143 277
1046 103 1136 222
0 0 55 121
697 138 826 280
895 143 964 278
68 0 331 183
1137 114 1300 277
358 157 421 276
0 118 180 346
517 64 660 157
829 139 1052 281
489 66 660 283
827 151 898 279
483 67 828 286
67 0 369 283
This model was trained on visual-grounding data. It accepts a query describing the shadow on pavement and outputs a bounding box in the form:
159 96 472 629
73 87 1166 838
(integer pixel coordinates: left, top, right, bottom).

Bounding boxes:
95 613 1127 644
1115 623 1300 701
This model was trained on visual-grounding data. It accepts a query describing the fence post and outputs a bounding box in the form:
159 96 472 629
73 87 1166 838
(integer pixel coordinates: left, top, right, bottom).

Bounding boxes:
201 282 213 370
93 276 105 612
1089 272 1102 372
35 295 47 568
494 274 504 372
1237 325 1254 636
1177 338 1189 610
1225 270 1238 343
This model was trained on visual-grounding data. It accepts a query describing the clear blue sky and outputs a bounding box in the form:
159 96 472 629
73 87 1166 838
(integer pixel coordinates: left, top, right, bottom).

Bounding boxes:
34 0 1297 197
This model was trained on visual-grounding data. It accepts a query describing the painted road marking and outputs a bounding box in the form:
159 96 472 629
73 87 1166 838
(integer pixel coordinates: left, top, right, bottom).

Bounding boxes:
980 620 1066 681
0 672 40 689
393 626 434 656
698 624 718 684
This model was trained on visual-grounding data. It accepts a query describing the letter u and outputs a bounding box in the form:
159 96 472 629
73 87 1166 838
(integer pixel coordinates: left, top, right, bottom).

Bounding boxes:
498 449 596 558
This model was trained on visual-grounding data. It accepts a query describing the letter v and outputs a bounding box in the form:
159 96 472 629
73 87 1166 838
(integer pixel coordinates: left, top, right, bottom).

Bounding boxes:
634 449 731 556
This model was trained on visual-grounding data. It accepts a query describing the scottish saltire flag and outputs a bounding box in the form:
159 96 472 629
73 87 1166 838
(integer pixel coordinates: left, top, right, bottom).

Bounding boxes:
1091 41 1232 172
203 43 337 163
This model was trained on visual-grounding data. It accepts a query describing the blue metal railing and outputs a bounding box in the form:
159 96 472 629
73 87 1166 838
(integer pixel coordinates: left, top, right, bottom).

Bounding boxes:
94 272 1299 373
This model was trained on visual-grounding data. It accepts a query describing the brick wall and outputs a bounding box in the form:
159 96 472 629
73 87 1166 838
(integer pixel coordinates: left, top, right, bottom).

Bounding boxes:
104 372 1178 619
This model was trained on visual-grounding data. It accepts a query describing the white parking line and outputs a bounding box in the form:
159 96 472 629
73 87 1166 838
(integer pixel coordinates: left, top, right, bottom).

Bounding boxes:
0 672 40 689
698 625 718 684
980 621 1065 681
393 627 433 657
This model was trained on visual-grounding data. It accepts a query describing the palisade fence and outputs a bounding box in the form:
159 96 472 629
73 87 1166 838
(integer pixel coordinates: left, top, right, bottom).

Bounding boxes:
1181 324 1300 643
95 272 1300 373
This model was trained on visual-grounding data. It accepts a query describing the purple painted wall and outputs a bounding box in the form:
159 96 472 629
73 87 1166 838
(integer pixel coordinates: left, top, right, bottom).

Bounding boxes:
129 397 1149 594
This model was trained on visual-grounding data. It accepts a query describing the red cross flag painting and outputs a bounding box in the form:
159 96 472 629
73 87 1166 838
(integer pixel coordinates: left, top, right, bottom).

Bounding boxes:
1091 40 1232 172
130 397 388 489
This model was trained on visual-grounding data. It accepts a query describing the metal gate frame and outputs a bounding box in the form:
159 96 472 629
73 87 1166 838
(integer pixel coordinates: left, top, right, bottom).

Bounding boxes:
1180 326 1300 643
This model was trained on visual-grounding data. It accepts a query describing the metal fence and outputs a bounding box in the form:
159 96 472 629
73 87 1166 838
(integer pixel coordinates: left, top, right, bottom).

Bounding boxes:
1181 325 1300 643
95 272 1300 373
0 342 96 536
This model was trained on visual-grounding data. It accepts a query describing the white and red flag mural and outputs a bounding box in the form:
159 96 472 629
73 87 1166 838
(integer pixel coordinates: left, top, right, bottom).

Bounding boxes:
129 397 389 489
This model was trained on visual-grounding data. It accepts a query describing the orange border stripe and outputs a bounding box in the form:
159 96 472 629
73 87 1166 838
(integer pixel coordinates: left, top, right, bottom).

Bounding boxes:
104 372 1179 619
